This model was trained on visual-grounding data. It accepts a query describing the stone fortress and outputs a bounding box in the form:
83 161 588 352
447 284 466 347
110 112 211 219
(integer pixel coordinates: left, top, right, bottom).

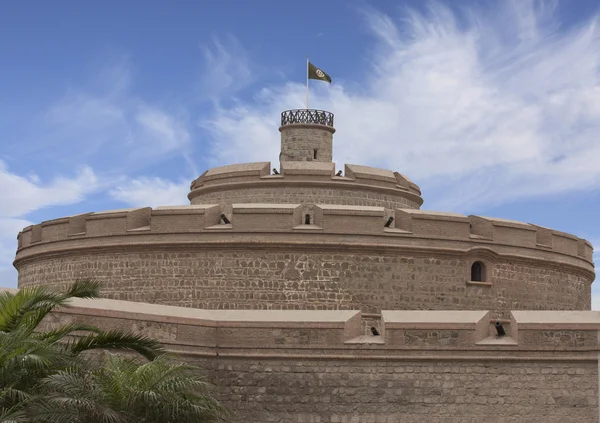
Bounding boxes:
12 109 600 422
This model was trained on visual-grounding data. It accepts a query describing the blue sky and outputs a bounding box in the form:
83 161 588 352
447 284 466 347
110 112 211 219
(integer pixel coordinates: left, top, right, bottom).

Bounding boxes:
1 0 599 304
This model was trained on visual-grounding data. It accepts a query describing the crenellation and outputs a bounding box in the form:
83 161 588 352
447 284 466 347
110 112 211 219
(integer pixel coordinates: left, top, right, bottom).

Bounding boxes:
31 224 41 243
85 210 129 237
318 204 385 234
151 205 220 232
469 215 493 240
532 224 553 247
396 209 470 238
126 207 151 231
281 160 334 177
44 298 600 351
68 213 91 236
40 217 69 242
232 203 301 232
345 164 397 184
203 162 271 182
553 231 580 256
481 217 538 247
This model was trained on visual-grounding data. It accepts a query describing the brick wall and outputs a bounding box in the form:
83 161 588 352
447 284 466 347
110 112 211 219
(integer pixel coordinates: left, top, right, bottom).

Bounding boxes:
37 302 600 423
280 126 334 163
204 358 597 423
17 249 592 317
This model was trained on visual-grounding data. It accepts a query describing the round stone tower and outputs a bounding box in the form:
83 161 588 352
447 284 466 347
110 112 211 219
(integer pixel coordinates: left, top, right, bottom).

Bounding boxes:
13 108 595 318
279 109 335 163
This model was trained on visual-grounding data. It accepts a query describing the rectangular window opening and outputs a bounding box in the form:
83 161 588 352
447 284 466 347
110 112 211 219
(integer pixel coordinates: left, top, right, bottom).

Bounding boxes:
314 149 318 159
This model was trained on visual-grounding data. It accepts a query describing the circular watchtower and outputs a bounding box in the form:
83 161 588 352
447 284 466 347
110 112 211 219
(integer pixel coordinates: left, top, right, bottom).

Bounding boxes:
279 109 336 164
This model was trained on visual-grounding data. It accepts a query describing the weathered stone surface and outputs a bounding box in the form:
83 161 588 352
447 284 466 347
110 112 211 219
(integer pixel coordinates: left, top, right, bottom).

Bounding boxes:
191 186 421 212
11 113 598 423
17 250 591 317
37 302 600 423
203 359 598 423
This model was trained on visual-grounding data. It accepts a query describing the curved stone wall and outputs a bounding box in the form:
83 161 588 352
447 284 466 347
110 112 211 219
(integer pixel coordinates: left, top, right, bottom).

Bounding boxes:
15 204 594 318
188 162 424 212
191 186 420 214
44 299 600 423
16 247 592 317
279 124 334 162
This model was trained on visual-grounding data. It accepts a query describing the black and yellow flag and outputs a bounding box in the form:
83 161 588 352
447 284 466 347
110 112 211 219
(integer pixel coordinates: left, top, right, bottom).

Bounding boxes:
308 62 332 83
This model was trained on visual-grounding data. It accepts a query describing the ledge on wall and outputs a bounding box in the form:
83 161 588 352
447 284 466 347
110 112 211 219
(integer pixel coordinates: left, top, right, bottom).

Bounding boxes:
293 224 323 231
466 280 493 287
476 336 518 346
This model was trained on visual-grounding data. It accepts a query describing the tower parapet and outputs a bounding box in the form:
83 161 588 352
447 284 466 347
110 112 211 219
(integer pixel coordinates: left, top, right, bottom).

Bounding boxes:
279 109 335 163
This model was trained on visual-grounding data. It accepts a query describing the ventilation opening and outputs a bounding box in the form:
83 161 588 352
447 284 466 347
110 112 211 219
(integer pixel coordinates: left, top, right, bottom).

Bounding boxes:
471 261 486 282
313 149 318 159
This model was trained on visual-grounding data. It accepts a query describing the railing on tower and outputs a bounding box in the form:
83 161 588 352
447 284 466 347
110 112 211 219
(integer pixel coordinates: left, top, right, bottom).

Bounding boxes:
281 109 334 127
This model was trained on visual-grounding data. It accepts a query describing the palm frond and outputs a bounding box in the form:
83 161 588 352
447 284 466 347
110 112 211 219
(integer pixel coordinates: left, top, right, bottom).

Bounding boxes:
35 323 101 344
66 330 163 360
62 279 102 300
0 402 28 423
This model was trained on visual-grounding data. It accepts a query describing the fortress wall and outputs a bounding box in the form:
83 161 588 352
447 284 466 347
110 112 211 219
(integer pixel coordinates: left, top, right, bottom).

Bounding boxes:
15 205 594 316
16 248 592 317
189 161 423 211
207 358 597 423
191 186 422 213
38 299 600 423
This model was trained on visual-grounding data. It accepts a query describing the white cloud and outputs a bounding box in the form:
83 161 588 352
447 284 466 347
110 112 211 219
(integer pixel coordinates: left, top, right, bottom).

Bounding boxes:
109 177 189 208
0 56 196 289
0 162 98 218
198 1 600 213
199 35 256 102
134 107 190 158
0 162 100 288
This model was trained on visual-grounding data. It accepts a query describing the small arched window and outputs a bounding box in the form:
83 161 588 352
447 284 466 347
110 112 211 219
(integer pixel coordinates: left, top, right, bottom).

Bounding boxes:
471 261 485 282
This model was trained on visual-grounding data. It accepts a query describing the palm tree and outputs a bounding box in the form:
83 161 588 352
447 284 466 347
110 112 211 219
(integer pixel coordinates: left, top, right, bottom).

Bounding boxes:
0 280 228 423
33 354 230 423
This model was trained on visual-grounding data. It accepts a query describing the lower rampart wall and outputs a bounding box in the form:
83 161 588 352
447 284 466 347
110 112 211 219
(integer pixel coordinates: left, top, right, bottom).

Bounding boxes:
38 299 600 423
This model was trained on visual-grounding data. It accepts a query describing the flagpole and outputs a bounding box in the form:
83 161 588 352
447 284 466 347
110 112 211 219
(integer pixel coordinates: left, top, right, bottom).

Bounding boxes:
306 56 309 110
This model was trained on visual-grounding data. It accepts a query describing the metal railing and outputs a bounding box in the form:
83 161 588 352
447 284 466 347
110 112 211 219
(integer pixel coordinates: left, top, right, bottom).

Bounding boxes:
281 109 334 127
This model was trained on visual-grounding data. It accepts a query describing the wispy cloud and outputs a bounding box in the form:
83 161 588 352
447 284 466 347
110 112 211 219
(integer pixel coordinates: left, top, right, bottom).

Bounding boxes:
109 177 189 208
199 1 600 214
199 35 256 103
0 57 194 287
0 161 98 218
42 59 192 172
0 161 100 287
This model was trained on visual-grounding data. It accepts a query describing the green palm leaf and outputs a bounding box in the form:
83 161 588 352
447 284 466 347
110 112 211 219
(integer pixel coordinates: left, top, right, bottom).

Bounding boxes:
66 330 163 361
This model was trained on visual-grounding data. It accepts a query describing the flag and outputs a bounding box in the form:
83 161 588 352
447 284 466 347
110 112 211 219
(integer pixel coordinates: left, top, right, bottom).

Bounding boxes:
308 62 332 83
